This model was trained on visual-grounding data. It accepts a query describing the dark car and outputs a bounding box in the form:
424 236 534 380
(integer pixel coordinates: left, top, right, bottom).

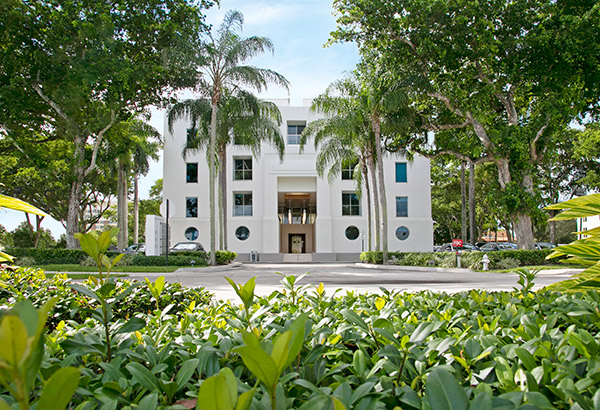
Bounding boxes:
170 242 205 252
480 242 517 252
436 243 479 252
535 242 556 249
122 243 146 254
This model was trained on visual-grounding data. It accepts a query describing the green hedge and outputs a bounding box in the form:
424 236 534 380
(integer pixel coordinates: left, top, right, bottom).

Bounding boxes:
8 248 236 267
360 249 560 269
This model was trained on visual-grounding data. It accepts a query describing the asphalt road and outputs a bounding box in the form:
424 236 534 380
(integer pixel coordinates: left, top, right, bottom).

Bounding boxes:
127 263 580 300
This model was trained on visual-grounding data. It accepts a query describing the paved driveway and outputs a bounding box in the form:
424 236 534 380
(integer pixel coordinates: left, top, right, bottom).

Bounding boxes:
127 263 580 300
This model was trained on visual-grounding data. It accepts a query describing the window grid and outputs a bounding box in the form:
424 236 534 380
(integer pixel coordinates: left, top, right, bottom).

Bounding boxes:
287 124 305 145
342 159 358 180
396 162 407 183
396 196 408 217
342 192 361 216
234 193 253 216
234 158 252 180
186 163 198 183
186 197 198 218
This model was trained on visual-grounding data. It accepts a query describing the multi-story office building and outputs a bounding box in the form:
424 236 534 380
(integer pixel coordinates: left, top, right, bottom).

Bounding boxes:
159 98 433 261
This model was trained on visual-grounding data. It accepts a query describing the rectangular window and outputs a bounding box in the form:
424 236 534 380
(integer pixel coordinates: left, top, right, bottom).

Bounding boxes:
396 162 407 183
342 159 358 180
234 158 252 180
287 122 306 145
186 197 198 218
186 163 198 183
234 192 253 216
396 196 408 217
342 192 361 216
186 128 197 145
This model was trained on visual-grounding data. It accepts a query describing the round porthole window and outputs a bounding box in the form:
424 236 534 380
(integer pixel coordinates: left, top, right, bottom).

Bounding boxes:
395 226 410 241
185 227 199 241
345 225 359 240
235 226 250 241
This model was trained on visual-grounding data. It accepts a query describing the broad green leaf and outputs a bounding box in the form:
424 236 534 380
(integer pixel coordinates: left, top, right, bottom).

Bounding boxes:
154 276 165 294
410 322 435 344
115 317 146 334
233 346 277 389
0 251 14 262
126 363 161 392
111 253 124 267
0 193 47 216
332 397 346 410
282 313 308 370
515 348 536 372
0 398 12 410
97 229 116 253
235 389 255 410
341 309 369 332
241 331 260 348
0 315 29 367
36 367 80 410
11 300 38 336
75 232 100 260
69 284 101 301
197 368 235 410
426 368 468 410
468 392 492 410
136 393 158 410
271 330 293 374
175 358 200 391
220 367 238 406
353 350 367 378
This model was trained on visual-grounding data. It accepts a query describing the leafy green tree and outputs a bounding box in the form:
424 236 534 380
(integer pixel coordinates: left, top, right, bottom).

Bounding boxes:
0 0 214 248
168 90 284 250
191 10 289 264
332 0 600 249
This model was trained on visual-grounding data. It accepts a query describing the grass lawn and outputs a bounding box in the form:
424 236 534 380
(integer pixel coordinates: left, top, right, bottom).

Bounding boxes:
35 264 181 273
45 272 129 279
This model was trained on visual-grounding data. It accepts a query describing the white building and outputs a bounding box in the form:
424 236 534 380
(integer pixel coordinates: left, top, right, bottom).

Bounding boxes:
158 99 433 261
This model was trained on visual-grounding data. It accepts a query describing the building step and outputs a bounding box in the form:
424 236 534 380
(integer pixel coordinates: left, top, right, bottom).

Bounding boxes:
282 253 313 262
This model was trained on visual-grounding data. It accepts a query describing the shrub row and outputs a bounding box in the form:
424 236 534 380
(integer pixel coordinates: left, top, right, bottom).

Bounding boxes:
360 249 560 269
8 248 237 266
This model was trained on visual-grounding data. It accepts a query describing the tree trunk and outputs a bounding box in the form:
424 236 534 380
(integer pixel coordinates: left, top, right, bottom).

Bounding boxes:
372 117 388 263
133 176 139 244
514 212 535 249
549 210 556 244
66 136 86 249
469 162 476 243
208 101 218 265
367 155 380 252
117 159 128 249
460 161 467 241
361 159 372 252
33 215 44 248
219 148 228 250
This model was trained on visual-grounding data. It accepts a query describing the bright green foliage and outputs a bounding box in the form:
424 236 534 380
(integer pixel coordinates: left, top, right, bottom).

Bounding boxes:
0 299 79 410
145 276 166 310
226 276 256 320
545 194 600 292
197 367 254 410
74 228 123 281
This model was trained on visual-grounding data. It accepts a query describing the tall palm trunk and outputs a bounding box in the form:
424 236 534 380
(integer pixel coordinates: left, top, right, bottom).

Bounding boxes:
208 99 218 265
372 116 388 263
360 159 372 251
133 176 139 244
117 158 128 249
218 148 228 250
461 162 467 241
367 155 380 251
469 162 476 243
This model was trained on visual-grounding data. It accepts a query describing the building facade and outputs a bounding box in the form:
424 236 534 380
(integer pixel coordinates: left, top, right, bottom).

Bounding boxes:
161 99 433 261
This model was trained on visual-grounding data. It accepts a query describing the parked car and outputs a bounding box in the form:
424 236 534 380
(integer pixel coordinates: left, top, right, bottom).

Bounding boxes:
123 243 145 254
170 242 205 253
535 242 556 249
436 243 479 252
480 242 517 251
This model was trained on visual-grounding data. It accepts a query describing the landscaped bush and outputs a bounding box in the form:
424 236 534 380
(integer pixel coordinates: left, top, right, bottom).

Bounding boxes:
6 247 89 264
1 268 599 409
361 249 561 270
215 250 237 265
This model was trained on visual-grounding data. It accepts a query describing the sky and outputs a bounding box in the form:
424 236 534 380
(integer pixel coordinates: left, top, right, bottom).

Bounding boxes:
0 0 359 238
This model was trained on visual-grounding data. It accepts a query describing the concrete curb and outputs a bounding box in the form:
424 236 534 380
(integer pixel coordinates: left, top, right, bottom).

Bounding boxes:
174 261 243 273
355 263 472 273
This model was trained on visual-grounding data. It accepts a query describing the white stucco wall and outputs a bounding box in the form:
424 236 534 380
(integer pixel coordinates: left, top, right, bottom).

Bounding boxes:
161 99 433 256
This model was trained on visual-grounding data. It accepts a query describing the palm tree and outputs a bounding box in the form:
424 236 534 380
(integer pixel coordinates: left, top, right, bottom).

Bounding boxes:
168 90 284 250
109 119 160 249
194 10 289 265
301 78 380 251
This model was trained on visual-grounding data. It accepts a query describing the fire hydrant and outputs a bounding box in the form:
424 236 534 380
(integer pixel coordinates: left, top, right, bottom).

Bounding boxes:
482 254 490 271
